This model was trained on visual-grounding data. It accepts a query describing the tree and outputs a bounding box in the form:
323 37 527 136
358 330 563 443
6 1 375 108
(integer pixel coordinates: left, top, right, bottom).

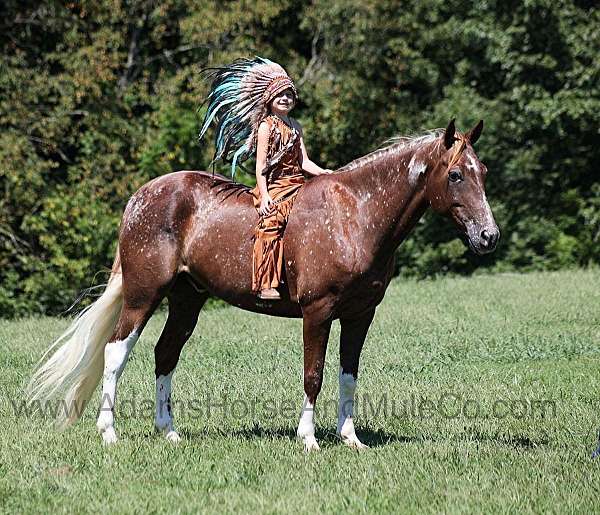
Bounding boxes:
1 0 598 316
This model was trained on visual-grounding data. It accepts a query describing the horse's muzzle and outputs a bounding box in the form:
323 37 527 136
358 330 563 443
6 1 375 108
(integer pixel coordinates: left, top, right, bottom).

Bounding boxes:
470 226 500 255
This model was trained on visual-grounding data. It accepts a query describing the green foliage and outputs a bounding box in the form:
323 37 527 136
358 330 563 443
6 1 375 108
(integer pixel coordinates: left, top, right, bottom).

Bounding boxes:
1 1 598 316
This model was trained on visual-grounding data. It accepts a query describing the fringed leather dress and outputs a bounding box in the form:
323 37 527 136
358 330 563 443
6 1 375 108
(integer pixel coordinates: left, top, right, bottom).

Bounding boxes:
252 115 304 292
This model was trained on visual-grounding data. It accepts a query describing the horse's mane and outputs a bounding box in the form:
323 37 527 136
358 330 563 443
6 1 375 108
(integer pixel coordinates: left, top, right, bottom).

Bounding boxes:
201 128 445 182
337 129 444 172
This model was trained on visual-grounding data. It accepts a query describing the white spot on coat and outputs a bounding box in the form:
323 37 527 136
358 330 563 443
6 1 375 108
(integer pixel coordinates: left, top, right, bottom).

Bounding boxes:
408 154 427 186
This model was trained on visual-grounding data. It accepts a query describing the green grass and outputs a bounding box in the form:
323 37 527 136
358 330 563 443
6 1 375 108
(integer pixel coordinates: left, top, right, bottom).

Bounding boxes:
1 269 600 513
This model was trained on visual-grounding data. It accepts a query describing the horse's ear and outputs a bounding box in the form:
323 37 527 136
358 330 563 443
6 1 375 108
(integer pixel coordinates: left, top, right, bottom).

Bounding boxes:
444 119 456 149
466 120 484 145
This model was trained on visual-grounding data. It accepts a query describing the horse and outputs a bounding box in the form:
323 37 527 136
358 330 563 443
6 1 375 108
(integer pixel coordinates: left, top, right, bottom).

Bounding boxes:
27 119 499 451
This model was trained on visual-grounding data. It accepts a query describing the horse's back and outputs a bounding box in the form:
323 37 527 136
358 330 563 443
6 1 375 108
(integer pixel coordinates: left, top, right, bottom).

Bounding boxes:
120 170 302 317
130 170 254 207
123 170 255 234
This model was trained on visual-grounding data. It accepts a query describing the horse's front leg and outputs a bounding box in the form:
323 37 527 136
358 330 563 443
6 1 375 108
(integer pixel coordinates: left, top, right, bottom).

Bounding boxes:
338 308 376 449
297 302 333 452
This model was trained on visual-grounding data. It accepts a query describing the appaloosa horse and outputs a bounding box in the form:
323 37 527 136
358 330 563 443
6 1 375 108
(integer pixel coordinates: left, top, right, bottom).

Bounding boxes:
28 120 498 451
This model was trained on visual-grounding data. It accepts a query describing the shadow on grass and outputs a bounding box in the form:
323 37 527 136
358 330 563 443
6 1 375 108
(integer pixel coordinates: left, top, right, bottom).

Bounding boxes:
465 431 550 450
180 424 549 450
181 424 424 448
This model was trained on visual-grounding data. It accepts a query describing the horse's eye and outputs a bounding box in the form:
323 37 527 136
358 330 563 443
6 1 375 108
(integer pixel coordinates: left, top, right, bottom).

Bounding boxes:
448 170 463 183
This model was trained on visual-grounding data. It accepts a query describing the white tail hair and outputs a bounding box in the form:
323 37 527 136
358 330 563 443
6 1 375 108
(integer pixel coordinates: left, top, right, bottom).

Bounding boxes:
26 265 124 429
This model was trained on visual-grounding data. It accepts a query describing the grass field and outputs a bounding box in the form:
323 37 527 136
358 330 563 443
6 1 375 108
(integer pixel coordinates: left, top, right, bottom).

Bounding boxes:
1 269 599 513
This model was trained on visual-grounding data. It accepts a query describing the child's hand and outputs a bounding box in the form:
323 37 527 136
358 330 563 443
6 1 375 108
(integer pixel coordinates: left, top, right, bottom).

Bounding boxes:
259 195 275 216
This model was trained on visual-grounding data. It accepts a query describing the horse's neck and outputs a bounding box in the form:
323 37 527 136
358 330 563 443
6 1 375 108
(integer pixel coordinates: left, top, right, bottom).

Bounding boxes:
339 141 438 259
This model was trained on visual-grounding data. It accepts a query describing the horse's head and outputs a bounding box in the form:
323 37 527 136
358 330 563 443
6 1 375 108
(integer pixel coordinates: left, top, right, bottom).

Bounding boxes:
425 119 500 255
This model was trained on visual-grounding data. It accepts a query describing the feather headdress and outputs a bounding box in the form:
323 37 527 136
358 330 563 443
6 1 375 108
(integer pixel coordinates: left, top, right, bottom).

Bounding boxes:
199 56 297 178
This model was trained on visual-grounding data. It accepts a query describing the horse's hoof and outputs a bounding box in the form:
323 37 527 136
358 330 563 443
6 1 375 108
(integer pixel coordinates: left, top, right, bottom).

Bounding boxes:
341 435 369 451
101 428 118 445
165 431 181 443
302 436 320 452
592 444 600 459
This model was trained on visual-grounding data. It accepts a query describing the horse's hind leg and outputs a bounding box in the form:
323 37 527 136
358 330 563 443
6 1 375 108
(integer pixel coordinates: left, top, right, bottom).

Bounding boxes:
96 249 177 444
154 275 207 442
96 298 163 444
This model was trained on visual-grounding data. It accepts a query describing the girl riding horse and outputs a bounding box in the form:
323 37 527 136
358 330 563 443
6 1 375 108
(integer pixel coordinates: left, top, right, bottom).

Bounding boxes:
27 55 498 449
199 57 332 300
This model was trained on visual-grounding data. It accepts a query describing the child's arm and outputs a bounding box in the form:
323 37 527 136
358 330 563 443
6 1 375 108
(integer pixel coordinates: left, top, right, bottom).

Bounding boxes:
293 119 333 176
256 121 274 215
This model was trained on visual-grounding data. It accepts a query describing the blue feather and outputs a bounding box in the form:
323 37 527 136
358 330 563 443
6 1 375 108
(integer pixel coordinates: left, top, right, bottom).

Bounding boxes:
230 145 248 179
199 56 293 179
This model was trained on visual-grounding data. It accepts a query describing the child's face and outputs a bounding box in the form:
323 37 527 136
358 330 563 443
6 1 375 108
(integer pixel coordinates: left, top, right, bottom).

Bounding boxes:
270 88 296 115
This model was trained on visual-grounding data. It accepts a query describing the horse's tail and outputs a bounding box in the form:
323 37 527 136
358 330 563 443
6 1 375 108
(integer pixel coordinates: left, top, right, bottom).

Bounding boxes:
26 246 124 428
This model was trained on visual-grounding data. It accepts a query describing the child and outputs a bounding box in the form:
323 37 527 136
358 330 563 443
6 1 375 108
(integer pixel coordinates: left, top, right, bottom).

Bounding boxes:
199 57 331 300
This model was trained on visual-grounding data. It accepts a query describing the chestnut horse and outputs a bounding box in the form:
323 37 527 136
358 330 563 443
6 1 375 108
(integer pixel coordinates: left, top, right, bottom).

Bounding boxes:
28 120 499 451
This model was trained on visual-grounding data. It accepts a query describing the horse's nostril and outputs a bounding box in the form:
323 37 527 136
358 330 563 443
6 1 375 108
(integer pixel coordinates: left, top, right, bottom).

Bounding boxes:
480 228 499 250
